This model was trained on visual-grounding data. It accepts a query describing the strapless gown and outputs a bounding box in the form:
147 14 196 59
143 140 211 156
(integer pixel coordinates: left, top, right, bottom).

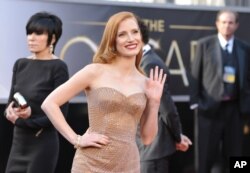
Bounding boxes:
71 87 147 173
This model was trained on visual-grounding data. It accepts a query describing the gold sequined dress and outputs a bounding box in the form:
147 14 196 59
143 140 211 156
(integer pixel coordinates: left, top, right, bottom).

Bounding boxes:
71 87 147 173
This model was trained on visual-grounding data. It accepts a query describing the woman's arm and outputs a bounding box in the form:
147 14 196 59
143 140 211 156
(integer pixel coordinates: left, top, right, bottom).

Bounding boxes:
15 62 69 129
4 60 20 123
139 66 166 145
41 64 109 148
42 64 94 145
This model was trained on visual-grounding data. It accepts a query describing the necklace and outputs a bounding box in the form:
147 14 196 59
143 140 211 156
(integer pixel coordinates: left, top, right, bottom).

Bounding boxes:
28 54 58 60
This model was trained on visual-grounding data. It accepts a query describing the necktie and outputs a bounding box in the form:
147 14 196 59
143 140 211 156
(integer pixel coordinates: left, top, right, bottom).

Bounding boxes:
225 43 229 54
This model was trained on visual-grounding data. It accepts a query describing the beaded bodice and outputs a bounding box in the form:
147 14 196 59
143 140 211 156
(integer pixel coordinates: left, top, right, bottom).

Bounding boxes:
71 87 147 173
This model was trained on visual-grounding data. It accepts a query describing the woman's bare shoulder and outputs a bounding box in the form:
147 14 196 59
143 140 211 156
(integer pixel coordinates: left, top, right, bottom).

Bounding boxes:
68 63 107 90
133 71 148 91
137 71 148 81
78 63 106 76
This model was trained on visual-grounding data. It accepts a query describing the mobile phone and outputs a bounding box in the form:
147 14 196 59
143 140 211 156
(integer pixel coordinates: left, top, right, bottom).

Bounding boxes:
13 92 28 109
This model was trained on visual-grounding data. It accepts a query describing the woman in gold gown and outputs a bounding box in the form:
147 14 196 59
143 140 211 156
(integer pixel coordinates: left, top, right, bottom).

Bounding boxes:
41 11 166 173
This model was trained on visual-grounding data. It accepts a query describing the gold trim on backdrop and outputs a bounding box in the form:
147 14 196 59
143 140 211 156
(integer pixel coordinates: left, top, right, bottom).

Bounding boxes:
60 36 98 60
73 21 106 26
170 25 216 30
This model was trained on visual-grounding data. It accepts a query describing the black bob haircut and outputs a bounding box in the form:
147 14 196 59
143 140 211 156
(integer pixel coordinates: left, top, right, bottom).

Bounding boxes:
26 12 62 54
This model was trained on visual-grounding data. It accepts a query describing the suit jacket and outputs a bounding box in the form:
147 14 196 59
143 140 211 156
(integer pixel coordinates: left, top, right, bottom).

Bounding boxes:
190 35 250 115
136 48 182 161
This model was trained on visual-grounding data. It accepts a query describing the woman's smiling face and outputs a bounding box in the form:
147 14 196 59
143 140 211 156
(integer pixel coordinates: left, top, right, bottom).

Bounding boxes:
115 17 142 58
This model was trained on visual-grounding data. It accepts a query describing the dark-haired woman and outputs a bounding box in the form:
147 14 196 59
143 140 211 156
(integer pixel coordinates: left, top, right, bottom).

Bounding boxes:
4 11 69 173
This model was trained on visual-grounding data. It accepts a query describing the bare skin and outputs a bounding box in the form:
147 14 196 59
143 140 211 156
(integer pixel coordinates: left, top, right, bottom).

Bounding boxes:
41 17 167 149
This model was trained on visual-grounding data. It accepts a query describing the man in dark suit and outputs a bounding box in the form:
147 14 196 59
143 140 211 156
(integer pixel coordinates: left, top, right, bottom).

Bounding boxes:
190 9 250 173
136 18 192 173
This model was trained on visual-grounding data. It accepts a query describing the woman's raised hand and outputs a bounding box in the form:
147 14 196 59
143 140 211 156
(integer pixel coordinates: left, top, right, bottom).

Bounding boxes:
145 66 167 103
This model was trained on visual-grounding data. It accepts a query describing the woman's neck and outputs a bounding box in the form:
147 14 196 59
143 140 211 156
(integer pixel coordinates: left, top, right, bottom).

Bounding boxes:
111 56 137 77
32 53 57 60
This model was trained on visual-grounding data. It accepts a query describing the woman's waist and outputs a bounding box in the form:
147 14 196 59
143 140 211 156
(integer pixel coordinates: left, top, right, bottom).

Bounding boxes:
77 140 138 159
88 127 136 142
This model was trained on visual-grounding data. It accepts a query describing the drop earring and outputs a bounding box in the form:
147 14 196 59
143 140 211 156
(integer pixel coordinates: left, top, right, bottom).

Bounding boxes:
49 45 54 54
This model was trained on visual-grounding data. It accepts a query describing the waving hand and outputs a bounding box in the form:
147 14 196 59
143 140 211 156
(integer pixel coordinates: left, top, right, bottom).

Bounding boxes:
145 66 167 103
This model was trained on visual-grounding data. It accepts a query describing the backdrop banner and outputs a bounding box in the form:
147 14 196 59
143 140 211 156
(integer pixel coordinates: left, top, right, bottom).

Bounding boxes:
1 0 250 103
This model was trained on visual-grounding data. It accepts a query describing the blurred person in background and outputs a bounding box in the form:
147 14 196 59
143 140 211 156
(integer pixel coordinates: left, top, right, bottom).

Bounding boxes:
136 18 192 173
4 11 69 173
189 9 250 173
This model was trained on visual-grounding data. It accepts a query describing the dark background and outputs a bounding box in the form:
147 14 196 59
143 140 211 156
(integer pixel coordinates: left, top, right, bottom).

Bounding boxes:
1 103 250 173
2 1 250 102
1 1 250 173
0 103 194 173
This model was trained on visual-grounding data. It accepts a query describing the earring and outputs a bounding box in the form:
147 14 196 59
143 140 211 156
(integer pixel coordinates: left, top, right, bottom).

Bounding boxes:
49 45 54 54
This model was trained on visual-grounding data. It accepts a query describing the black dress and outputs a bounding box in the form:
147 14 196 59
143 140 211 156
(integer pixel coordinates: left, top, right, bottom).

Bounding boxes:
5 58 69 173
